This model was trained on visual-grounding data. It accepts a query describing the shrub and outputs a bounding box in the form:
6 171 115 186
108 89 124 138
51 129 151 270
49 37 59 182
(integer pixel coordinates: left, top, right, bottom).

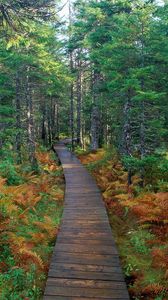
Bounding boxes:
0 160 22 185
123 155 168 188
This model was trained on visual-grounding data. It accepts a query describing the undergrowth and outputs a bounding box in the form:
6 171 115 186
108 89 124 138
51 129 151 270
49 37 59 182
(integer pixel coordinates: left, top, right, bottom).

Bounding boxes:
78 148 168 300
0 148 64 299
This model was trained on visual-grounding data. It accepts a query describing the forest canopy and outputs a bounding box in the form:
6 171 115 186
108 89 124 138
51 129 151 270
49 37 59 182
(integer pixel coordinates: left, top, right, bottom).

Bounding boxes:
0 0 56 26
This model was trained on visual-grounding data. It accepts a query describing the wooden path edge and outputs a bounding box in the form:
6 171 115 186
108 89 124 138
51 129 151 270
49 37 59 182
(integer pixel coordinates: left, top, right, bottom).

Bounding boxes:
43 143 130 300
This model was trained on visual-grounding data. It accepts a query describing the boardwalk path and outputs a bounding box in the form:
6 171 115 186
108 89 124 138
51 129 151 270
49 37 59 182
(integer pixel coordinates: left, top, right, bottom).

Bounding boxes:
44 143 130 300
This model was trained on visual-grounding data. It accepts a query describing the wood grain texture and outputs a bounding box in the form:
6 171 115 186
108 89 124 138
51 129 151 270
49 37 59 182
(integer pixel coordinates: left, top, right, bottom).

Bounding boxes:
43 143 130 299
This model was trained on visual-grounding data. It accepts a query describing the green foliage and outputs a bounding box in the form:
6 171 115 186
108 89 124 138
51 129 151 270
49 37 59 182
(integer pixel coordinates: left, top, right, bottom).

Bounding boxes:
74 146 89 155
159 159 168 180
130 230 154 255
0 160 22 185
0 265 42 299
0 0 57 31
123 155 168 188
87 149 115 172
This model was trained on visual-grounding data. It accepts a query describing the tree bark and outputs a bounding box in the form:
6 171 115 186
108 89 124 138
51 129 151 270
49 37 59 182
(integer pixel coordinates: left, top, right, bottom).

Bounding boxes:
15 70 22 164
51 97 55 141
41 99 47 144
25 69 38 170
76 54 82 146
91 106 100 151
91 69 100 150
70 52 74 150
54 103 59 139
122 90 133 185
139 22 146 187
69 0 74 151
122 95 132 157
47 97 52 145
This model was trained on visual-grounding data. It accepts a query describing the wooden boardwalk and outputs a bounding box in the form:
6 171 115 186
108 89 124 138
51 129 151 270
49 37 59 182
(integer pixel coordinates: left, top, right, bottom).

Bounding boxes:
44 143 130 300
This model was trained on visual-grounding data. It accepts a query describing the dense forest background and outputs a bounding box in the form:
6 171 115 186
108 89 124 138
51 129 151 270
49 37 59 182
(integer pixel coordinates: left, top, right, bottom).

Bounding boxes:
0 0 168 299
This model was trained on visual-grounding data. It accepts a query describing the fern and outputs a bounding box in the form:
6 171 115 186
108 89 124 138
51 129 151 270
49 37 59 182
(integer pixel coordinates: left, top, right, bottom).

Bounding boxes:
18 248 44 269
0 148 64 298
142 283 167 297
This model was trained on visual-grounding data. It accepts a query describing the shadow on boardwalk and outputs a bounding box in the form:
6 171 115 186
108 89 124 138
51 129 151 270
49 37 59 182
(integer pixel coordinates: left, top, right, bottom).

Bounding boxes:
44 143 130 300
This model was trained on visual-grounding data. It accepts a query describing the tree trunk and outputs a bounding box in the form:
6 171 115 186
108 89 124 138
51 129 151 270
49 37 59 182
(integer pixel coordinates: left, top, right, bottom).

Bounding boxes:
122 91 132 185
56 103 60 139
122 96 132 157
139 22 146 187
91 106 100 151
41 99 47 144
41 112 46 143
26 69 38 170
69 0 74 151
0 107 4 150
76 56 82 146
91 69 100 150
47 97 52 145
15 71 22 164
70 52 74 150
139 99 145 187
51 98 56 141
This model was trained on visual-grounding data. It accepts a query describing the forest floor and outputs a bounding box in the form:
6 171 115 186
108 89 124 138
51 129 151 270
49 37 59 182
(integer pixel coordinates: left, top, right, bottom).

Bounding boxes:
0 148 65 299
77 148 168 300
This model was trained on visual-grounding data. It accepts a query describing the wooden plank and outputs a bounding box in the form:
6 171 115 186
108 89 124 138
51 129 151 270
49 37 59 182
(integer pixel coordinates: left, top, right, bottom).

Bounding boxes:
63 208 105 212
64 194 102 198
63 206 105 211
56 232 113 240
51 252 120 266
57 228 112 235
58 232 112 238
61 224 110 231
45 278 125 289
44 286 129 298
60 221 109 227
44 297 129 300
56 237 115 246
48 269 124 281
65 191 101 196
62 213 107 218
49 263 122 274
55 243 118 255
61 215 107 220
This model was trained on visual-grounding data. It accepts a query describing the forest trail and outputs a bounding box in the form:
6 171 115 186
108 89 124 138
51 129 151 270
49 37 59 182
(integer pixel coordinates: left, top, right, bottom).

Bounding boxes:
44 143 130 299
